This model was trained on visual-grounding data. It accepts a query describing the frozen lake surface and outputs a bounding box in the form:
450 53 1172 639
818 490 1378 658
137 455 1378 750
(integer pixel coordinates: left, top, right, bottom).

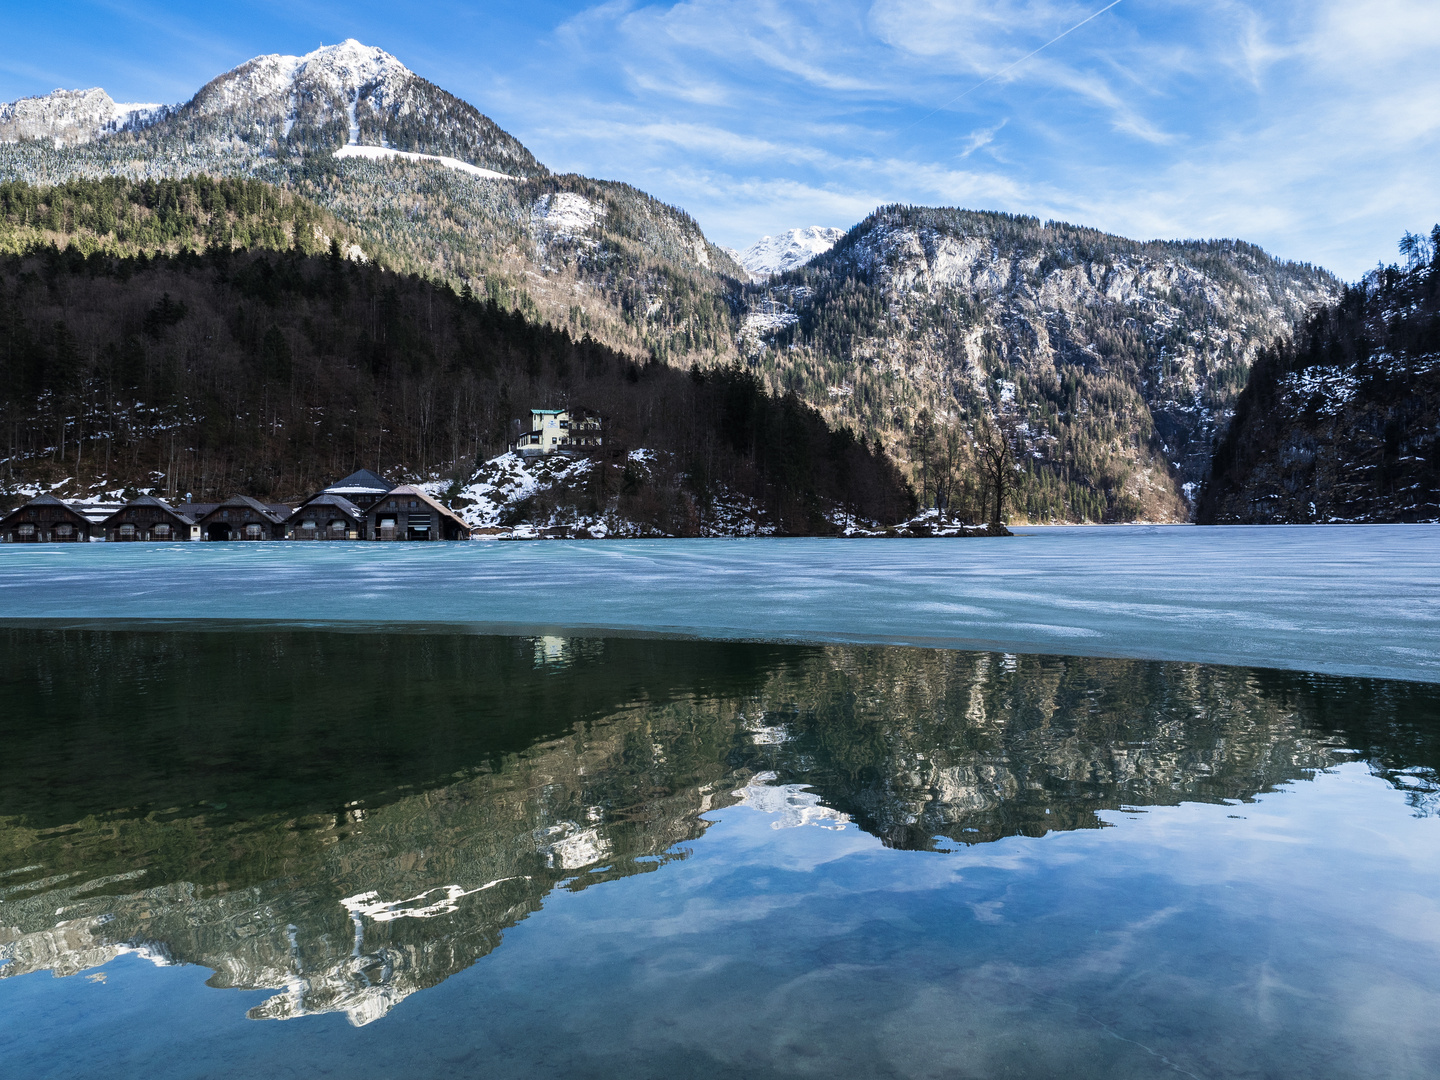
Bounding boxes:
1 524 1436 681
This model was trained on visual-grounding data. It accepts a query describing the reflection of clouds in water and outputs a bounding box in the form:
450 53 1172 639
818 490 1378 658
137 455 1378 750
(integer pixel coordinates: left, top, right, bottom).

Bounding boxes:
735 772 850 831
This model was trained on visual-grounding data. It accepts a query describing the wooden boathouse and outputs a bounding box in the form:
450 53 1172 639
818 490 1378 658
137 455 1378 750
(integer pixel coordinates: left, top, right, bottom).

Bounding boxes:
364 485 470 541
101 496 201 542
193 496 292 541
285 494 365 539
0 494 94 542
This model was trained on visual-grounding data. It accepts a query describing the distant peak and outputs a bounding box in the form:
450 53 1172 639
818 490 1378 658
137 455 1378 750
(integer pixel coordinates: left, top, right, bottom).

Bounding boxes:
733 226 846 278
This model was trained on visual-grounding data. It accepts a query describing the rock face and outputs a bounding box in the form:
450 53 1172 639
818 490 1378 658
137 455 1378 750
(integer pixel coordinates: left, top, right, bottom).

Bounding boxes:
742 206 1339 520
1199 238 1440 524
0 88 166 146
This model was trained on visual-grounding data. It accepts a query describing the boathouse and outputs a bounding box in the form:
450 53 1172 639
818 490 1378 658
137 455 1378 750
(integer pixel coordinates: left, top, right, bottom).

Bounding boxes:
320 469 395 510
0 494 94 542
102 496 200 541
193 496 292 540
285 494 365 540
364 485 470 540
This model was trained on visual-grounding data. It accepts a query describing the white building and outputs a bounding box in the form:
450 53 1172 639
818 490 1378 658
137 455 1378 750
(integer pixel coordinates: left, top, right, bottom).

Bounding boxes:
516 409 602 456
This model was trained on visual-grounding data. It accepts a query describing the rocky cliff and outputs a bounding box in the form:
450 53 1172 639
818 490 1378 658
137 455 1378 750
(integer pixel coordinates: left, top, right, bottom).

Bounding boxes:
742 206 1339 521
1198 230 1440 524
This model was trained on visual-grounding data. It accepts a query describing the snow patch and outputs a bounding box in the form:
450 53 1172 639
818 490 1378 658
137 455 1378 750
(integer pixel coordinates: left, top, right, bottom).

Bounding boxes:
531 192 601 237
333 143 515 181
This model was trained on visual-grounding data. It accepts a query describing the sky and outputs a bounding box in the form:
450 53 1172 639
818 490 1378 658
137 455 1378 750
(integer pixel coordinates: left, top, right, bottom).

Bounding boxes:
1 0 1437 279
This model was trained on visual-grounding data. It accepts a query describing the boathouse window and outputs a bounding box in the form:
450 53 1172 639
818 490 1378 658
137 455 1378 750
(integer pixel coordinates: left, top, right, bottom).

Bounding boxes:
119 523 135 537
18 523 35 536
245 523 263 539
388 500 397 508
152 523 171 537
55 524 73 537
329 520 345 533
409 500 418 508
221 511 230 519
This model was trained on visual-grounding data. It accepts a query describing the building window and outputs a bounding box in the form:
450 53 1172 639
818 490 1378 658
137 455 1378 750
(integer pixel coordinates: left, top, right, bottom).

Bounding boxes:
153 523 171 537
119 523 135 537
329 520 345 533
221 511 229 520
18 523 35 536
55 524 73 537
245 523 263 539
388 500 397 508
302 520 317 530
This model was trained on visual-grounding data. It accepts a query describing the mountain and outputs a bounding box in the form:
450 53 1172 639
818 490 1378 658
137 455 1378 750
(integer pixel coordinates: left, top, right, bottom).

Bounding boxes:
739 206 1339 521
0 41 746 373
173 40 545 177
1198 229 1440 524
726 226 844 279
0 88 166 146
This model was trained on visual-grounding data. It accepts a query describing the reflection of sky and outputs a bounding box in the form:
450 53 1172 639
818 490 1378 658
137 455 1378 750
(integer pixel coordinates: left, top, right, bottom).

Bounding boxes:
5 764 1437 1078
3 526 1437 681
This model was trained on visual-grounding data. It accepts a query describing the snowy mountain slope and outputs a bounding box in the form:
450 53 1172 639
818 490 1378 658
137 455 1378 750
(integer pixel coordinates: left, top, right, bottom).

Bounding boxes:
732 226 845 278
0 88 167 146
170 40 545 177
739 206 1341 521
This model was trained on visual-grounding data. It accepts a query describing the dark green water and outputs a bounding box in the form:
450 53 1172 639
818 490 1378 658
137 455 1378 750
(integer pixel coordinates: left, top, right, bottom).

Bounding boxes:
2 629 1438 1077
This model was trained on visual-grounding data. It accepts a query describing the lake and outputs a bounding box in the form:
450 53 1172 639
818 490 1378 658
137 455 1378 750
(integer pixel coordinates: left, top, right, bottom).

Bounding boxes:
1 527 1438 1078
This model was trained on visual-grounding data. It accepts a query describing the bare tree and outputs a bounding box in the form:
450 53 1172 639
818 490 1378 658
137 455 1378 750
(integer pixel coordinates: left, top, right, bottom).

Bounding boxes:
976 415 1019 527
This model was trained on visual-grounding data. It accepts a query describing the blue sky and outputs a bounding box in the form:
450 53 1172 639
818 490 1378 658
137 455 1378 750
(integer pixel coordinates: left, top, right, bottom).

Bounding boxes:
2 1 1436 279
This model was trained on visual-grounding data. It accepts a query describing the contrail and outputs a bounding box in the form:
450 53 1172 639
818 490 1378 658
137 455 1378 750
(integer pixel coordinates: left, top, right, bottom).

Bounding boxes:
902 0 1125 132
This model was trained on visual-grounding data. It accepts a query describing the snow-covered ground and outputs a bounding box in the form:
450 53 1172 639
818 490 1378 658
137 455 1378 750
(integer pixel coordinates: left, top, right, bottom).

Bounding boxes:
333 144 515 181
428 449 781 539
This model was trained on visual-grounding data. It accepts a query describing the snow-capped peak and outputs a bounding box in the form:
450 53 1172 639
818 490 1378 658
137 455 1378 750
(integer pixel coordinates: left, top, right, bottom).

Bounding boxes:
733 227 846 279
195 39 413 132
0 87 168 146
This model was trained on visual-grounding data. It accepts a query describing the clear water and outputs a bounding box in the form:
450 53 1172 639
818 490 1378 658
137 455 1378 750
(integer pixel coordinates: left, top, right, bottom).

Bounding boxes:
1 524 1438 681
1 628 1438 1078
1 528 1438 1077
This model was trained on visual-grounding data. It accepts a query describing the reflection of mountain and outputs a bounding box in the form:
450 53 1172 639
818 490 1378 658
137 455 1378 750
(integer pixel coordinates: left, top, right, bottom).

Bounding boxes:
2 631 1436 1023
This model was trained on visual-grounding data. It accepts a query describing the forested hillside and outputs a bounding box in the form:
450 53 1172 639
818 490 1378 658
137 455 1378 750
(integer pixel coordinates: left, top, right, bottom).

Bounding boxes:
1198 229 1440 524
742 206 1339 522
0 215 913 533
0 175 361 258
